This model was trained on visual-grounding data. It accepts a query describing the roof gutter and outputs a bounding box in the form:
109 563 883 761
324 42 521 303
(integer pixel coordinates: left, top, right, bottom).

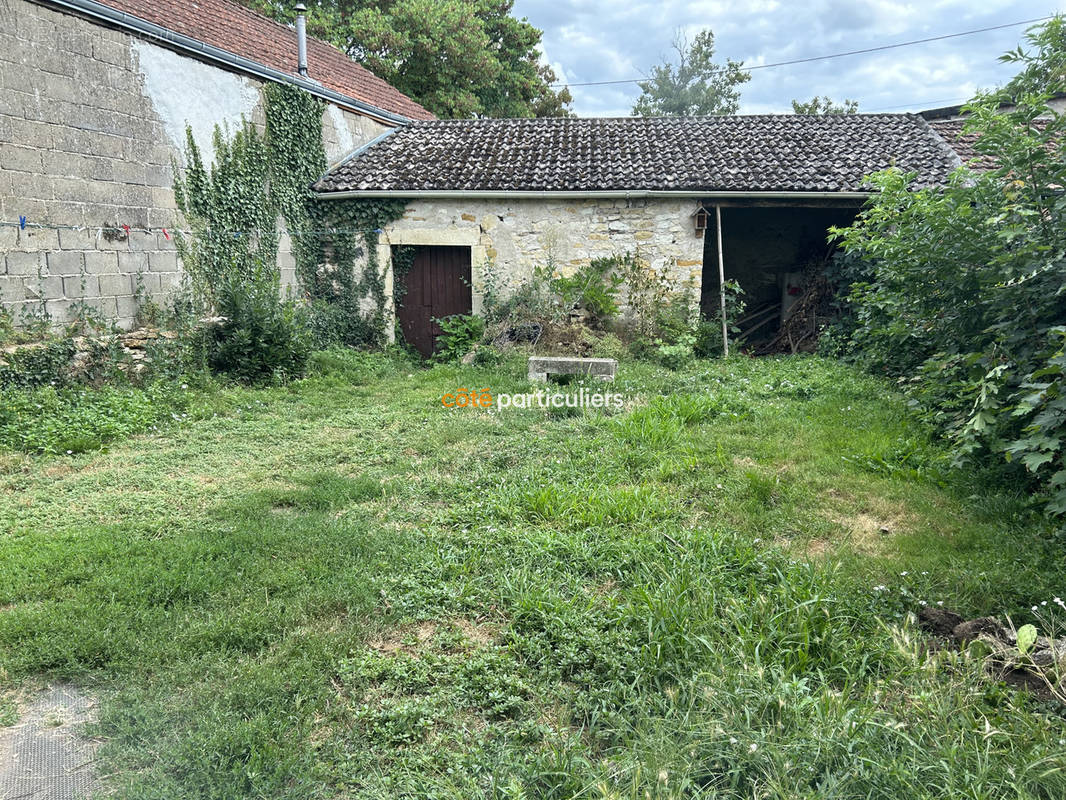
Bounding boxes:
39 0 414 126
315 189 872 200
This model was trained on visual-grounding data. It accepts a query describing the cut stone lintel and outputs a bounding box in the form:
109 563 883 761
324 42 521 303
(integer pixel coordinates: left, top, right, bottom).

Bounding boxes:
528 356 617 382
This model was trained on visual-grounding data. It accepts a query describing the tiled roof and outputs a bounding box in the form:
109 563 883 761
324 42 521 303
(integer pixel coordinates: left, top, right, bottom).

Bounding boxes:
314 114 962 194
97 0 433 121
929 121 998 171
930 118 1054 172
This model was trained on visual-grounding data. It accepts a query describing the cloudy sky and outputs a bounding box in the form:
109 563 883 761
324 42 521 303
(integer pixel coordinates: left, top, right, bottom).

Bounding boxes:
511 0 1062 116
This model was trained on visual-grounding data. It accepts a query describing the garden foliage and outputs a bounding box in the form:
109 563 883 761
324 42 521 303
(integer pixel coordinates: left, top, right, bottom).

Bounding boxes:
831 18 1066 514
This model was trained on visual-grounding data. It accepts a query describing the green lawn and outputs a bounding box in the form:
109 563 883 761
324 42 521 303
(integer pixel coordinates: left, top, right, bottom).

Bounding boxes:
1 350 1063 798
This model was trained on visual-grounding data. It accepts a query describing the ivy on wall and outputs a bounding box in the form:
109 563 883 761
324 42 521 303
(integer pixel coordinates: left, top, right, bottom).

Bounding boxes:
173 83 408 348
172 124 279 310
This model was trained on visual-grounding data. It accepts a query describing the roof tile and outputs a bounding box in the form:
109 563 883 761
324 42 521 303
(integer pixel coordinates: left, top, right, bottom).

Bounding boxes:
315 114 961 194
98 0 433 121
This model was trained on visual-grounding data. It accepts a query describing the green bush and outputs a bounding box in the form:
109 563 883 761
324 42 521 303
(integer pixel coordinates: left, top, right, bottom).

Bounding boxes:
431 313 485 363
830 18 1066 515
0 339 77 390
199 280 311 384
551 255 624 326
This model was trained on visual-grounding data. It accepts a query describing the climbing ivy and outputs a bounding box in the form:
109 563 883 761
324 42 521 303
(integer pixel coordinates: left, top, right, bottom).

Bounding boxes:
263 84 408 347
172 124 279 310
173 83 408 349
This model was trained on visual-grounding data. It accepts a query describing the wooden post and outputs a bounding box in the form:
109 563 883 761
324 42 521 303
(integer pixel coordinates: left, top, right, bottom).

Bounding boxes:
715 205 728 357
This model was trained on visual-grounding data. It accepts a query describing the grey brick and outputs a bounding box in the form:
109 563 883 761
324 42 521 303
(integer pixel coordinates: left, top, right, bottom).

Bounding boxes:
115 294 137 320
0 276 28 303
95 295 119 320
63 274 100 298
45 297 75 322
5 171 51 202
157 271 181 291
1 144 44 173
98 272 132 296
83 250 118 274
45 201 87 225
111 159 147 185
145 164 173 187
4 251 45 276
57 228 94 250
26 275 63 299
46 250 84 275
134 271 160 293
148 251 178 273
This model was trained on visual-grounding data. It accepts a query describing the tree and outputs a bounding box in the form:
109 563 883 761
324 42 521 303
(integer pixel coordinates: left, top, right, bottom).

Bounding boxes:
791 96 859 114
240 0 571 119
830 17 1066 516
632 30 750 117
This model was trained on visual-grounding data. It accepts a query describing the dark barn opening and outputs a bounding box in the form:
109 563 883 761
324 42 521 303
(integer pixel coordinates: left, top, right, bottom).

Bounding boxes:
700 202 861 347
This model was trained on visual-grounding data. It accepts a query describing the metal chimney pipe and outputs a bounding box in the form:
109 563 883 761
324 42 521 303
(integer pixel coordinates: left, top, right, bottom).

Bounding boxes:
295 3 308 77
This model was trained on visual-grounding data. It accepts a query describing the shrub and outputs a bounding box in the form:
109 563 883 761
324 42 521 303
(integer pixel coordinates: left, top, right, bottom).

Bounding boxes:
551 256 624 326
830 18 1066 515
0 339 77 390
432 313 485 363
694 280 747 358
198 279 311 384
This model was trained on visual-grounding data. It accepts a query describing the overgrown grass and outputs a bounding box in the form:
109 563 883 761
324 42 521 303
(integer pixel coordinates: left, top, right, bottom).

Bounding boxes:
0 351 1063 798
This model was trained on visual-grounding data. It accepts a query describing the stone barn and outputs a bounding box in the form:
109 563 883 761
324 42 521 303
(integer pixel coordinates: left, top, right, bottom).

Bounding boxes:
312 115 963 354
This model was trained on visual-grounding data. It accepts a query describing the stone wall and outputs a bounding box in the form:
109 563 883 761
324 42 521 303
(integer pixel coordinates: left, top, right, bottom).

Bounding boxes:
0 0 390 329
377 197 706 324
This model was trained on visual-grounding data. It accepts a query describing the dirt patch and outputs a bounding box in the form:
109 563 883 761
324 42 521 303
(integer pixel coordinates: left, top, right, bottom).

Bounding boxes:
816 496 915 556
368 618 499 656
917 607 1064 704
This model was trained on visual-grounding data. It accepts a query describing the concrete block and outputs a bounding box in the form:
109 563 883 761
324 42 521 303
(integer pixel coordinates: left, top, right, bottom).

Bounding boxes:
98 272 132 296
111 160 147 186
5 251 46 276
25 275 64 300
45 298 75 322
115 294 137 320
58 228 94 250
133 271 160 293
528 356 617 382
148 251 178 273
95 295 119 321
0 144 43 173
144 164 173 187
12 226 59 252
83 250 119 274
157 271 181 291
117 251 145 273
52 176 89 202
45 201 87 226
0 276 27 302
46 250 84 275
63 274 100 298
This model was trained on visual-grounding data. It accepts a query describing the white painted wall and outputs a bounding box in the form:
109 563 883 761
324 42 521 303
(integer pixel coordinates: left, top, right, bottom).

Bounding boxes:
131 40 261 163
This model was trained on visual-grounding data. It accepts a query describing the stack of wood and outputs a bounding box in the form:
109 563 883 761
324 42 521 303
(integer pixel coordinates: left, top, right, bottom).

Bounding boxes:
754 266 833 355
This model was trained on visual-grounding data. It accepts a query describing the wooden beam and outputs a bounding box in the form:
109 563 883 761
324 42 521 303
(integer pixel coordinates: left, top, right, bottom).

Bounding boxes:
716 205 728 357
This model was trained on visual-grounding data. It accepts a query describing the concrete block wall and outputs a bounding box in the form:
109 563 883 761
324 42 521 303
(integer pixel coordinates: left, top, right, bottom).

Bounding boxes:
0 0 391 330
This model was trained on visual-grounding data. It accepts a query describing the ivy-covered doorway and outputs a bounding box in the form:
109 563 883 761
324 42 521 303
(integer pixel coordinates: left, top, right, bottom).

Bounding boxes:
395 245 472 357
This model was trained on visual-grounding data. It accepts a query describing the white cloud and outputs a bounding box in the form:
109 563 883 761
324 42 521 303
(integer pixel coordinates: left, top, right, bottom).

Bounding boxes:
515 0 1054 116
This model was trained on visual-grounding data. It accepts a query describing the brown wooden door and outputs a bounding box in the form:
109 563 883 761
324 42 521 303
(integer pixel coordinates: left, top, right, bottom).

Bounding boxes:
396 245 472 357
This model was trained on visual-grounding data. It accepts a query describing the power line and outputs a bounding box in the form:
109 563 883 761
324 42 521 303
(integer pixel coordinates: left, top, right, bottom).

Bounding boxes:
866 95 971 112
552 15 1056 88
